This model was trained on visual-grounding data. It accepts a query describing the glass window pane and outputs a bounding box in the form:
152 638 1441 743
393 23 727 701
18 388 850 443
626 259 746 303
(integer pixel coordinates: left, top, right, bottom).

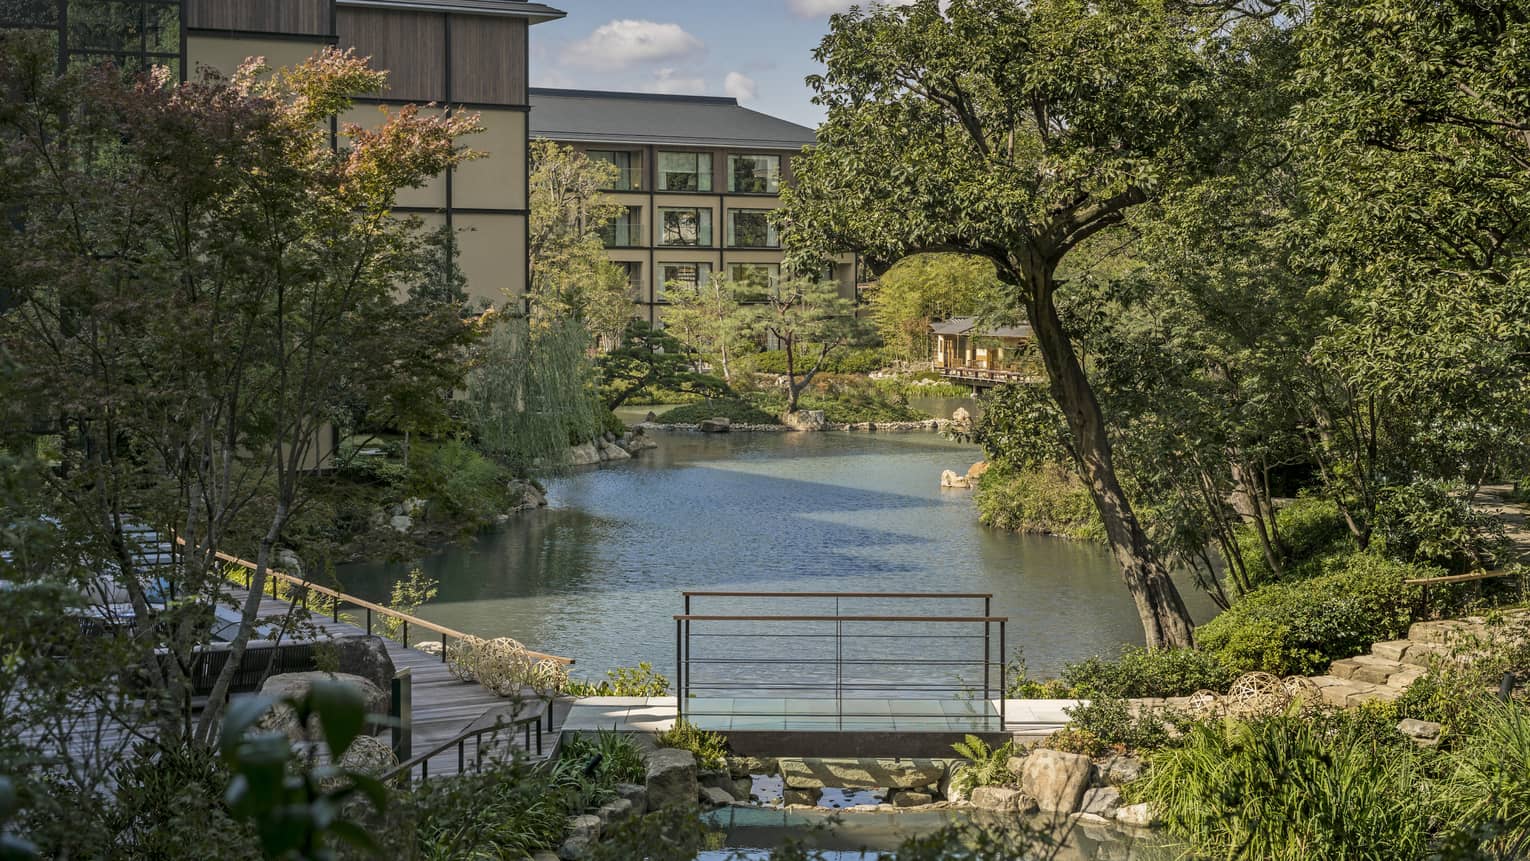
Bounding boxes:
729 263 778 300
728 154 780 194
145 2 177 54
727 209 777 248
0 0 59 25
660 208 711 246
68 1 144 53
658 152 712 192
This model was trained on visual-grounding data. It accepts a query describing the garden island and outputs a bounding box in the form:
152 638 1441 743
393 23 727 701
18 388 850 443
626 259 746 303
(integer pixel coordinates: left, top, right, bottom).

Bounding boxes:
2 0 1528 859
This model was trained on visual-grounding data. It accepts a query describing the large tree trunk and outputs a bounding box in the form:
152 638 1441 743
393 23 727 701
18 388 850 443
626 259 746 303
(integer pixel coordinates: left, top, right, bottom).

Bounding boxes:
1025 268 1196 649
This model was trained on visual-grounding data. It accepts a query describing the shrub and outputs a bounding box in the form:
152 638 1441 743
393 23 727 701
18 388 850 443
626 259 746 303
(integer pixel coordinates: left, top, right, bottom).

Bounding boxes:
1129 713 1429 860
652 398 779 426
1059 647 1237 699
1043 727 1108 757
654 719 728 769
797 388 927 423
973 462 1104 541
408 438 514 522
560 730 647 786
563 662 671 698
1440 699 1530 857
401 760 568 858
600 409 628 438
1060 695 1187 753
948 735 1016 796
1196 552 1422 676
1232 494 1354 589
744 345 888 375
1376 480 1508 572
1394 614 1530 734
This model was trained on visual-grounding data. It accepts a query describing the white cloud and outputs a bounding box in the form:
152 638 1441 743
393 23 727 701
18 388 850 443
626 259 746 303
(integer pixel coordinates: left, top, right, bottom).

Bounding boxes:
643 68 708 95
785 0 920 17
724 72 758 102
564 20 704 69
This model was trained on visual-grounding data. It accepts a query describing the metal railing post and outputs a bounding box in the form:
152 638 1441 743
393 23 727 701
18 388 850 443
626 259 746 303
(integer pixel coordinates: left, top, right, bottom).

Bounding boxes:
675 618 684 722
402 620 408 646
999 620 1007 729
332 599 339 623
983 596 992 704
441 632 447 662
366 607 372 636
391 667 413 762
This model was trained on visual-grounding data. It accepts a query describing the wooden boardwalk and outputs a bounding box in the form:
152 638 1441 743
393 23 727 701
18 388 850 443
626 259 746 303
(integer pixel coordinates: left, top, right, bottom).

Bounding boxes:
235 586 568 777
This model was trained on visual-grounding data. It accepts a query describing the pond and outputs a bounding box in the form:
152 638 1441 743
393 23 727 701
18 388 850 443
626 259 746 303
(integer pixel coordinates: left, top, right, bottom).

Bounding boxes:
337 428 1216 679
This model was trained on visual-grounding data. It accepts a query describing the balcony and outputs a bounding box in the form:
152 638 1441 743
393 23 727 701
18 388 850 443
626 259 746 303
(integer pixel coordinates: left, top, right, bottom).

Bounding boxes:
605 167 643 191
601 222 644 248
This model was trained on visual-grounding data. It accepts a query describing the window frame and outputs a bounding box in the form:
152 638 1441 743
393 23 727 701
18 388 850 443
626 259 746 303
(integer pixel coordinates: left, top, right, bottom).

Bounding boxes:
658 206 713 247
727 153 782 194
657 151 713 193
726 208 779 248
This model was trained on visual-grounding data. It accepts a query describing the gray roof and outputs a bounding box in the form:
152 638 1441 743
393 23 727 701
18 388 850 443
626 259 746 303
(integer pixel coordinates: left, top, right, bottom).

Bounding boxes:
337 0 566 22
930 317 1033 339
529 88 817 150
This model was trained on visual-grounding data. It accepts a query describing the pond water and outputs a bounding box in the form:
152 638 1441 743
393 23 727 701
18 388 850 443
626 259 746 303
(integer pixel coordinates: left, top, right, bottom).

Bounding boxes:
337 429 1216 678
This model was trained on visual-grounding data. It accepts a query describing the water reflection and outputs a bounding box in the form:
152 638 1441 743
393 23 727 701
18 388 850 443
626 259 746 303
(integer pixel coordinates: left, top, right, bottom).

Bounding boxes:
337 431 1216 677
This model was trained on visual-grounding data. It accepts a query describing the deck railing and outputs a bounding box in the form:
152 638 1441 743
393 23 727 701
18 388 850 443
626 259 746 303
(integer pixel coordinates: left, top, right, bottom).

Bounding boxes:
180 539 574 666
381 711 545 785
936 365 1038 385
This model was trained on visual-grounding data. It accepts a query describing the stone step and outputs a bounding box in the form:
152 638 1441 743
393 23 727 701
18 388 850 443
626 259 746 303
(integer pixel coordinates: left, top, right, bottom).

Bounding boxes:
1329 654 1410 685
1401 641 1450 667
1309 675 1400 708
1407 619 1484 645
1370 640 1411 662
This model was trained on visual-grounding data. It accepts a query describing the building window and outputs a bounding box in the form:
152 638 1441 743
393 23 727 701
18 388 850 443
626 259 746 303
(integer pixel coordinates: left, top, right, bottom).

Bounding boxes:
587 149 641 191
50 0 183 79
657 262 712 299
728 154 780 194
658 152 712 192
659 207 712 247
600 206 644 248
727 209 778 248
729 263 779 301
617 261 644 301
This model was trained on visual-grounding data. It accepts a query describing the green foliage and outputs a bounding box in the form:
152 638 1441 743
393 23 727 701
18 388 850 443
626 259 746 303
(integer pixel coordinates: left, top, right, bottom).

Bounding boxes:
560 730 648 787
653 720 728 770
401 760 567 860
1131 712 1429 860
584 804 723 861
528 139 631 345
380 569 438 641
743 346 889 376
563 662 671 698
595 319 728 411
468 316 603 473
1234 495 1355 589
972 461 1103 540
867 254 1002 362
1440 700 1530 858
948 735 1016 796
1059 646 1236 700
1197 552 1422 675
406 438 514 522
1042 728 1108 758
1060 696 1186 754
1376 481 1508 572
651 399 779 427
734 277 867 412
1394 615 1530 734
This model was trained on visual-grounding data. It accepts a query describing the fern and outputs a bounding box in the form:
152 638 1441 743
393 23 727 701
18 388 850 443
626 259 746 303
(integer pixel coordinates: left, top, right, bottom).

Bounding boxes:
949 734 1016 796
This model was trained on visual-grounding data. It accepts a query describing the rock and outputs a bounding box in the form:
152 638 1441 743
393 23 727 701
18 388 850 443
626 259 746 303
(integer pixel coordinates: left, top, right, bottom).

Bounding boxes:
414 640 444 657
596 797 635 828
328 636 398 693
645 748 698 810
558 814 601 860
854 421 875 432
891 790 933 808
782 410 827 431
727 756 778 779
336 734 398 776
1100 754 1143 787
699 786 735 808
1114 802 1158 828
940 469 971 489
952 407 971 423
698 768 733 793
533 852 560 861
969 785 1036 814
603 431 617 444
617 434 658 454
645 411 658 422
1006 756 1027 778
400 497 428 517
777 758 946 790
731 777 753 801
699 417 732 433
602 443 631 461
257 672 390 742
614 783 648 816
966 461 990 481
507 479 548 512
1399 718 1444 748
1080 786 1122 817
389 514 413 533
569 442 601 466
938 768 969 804
782 789 818 806
1021 749 1094 814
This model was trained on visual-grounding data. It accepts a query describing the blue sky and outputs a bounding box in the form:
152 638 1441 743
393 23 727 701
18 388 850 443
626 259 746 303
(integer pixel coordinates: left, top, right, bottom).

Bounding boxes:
529 1 899 130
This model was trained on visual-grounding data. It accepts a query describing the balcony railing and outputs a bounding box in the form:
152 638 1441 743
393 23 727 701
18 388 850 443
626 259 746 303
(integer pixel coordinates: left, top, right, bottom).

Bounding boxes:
601 222 644 248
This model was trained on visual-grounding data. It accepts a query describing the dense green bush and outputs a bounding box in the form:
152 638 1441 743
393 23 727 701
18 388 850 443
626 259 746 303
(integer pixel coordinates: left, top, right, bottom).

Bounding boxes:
1129 712 1429 860
797 388 927 423
563 662 671 697
948 735 1017 795
1376 480 1508 572
1059 695 1189 754
408 438 514 522
400 760 568 859
1232 494 1354 589
654 720 728 769
1059 647 1237 699
560 730 648 786
973 462 1104 540
652 398 780 426
743 345 889 375
1196 552 1424 676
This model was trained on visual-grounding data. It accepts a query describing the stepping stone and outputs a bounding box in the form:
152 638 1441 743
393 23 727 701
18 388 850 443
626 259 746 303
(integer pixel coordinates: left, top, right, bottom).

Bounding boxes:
1370 640 1411 662
1329 654 1409 685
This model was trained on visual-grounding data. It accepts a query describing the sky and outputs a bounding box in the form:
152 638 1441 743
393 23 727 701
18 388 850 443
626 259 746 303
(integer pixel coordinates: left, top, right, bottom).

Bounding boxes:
528 1 913 130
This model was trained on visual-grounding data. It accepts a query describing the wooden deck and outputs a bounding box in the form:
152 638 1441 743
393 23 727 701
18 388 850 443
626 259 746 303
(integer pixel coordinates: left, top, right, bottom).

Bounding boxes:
234 586 567 777
936 366 1039 387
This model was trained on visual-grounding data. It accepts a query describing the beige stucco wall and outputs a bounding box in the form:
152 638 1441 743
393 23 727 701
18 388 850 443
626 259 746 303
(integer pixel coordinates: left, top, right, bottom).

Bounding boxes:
453 108 527 211
456 213 527 306
187 35 325 79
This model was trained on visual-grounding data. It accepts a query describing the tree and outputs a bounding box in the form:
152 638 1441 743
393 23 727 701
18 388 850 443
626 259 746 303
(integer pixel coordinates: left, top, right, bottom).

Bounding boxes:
664 274 747 382
595 320 727 411
527 139 632 347
467 314 602 473
0 40 481 746
867 254 1001 362
735 277 863 414
777 0 1268 647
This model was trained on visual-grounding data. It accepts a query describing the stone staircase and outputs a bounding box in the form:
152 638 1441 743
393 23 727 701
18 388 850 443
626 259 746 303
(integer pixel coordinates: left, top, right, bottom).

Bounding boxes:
1310 616 1522 707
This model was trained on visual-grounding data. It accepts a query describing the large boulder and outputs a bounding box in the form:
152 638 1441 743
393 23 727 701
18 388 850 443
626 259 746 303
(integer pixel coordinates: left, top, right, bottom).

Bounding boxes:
569 442 602 465
969 785 1037 814
699 417 732 433
1021 749 1094 814
783 410 827 432
558 814 601 860
1114 802 1159 828
645 748 699 809
699 786 735 808
940 469 972 489
1079 786 1122 818
615 782 648 817
890 790 933 808
506 479 548 513
1099 754 1143 787
778 758 945 790
389 514 413 533
951 407 971 424
257 672 390 742
596 797 635 828
727 756 778 779
329 635 397 693
1399 718 1443 749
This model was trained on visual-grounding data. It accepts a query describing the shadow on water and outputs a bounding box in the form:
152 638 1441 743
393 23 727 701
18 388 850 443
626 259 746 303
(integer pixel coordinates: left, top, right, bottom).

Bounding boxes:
337 431 1217 676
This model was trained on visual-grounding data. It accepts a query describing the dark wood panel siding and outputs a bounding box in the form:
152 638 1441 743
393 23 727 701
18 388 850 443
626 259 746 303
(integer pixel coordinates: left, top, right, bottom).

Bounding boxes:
337 8 445 102
187 0 331 36
449 16 526 105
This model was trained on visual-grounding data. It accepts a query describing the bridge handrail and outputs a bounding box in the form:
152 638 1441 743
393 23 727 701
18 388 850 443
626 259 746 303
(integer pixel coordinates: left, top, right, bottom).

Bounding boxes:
177 538 574 665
